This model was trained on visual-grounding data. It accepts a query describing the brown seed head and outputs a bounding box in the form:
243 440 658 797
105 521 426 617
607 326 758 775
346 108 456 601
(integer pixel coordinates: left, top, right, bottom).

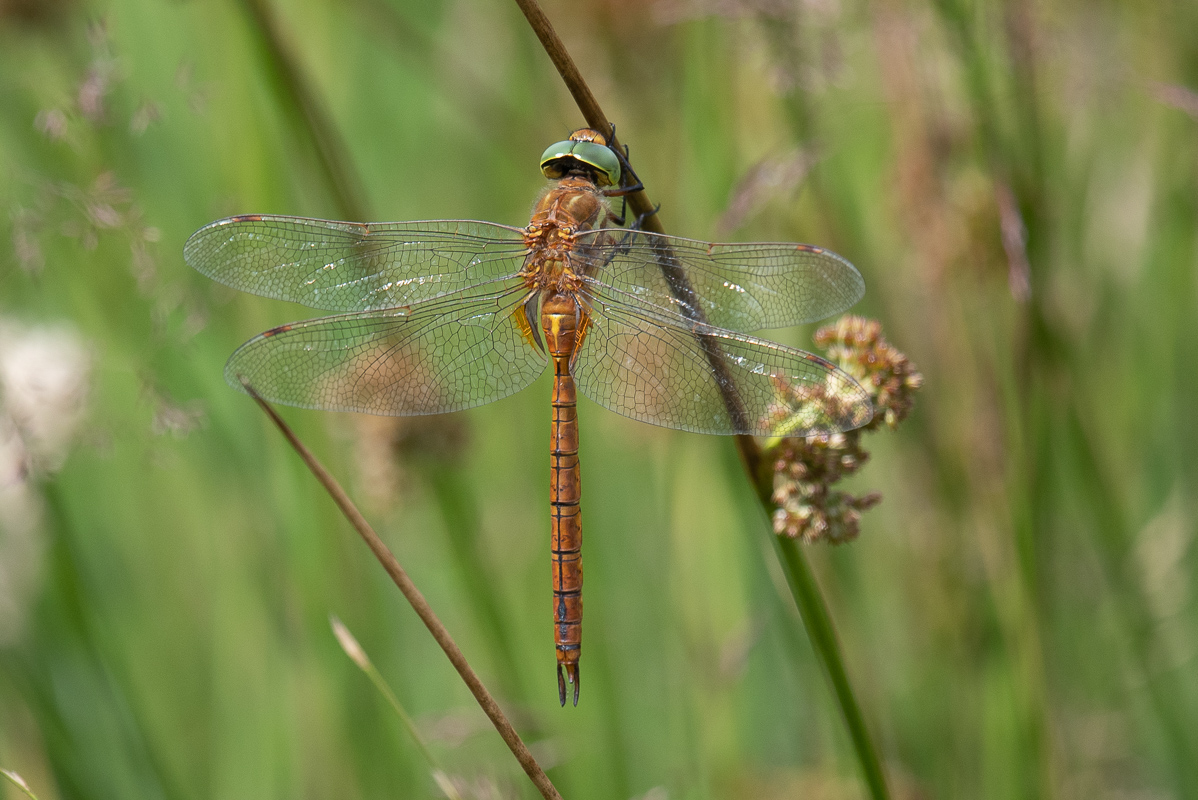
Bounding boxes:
769 316 921 544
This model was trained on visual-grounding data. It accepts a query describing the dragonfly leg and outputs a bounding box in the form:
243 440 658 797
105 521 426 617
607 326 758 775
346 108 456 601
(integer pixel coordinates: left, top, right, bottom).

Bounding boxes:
630 202 661 231
601 133 647 220
603 178 645 199
605 195 656 229
605 133 645 197
608 197 629 228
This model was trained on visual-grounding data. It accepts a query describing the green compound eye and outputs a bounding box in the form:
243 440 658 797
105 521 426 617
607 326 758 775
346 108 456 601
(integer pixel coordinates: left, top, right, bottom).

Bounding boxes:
539 140 577 179
570 141 621 187
539 139 622 187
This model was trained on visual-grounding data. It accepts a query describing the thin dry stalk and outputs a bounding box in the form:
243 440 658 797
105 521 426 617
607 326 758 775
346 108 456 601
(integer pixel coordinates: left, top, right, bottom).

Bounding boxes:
331 616 464 800
0 770 39 800
511 0 765 479
244 385 562 800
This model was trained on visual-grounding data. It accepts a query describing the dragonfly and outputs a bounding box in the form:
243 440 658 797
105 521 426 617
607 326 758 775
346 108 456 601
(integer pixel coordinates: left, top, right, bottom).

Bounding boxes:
185 129 873 706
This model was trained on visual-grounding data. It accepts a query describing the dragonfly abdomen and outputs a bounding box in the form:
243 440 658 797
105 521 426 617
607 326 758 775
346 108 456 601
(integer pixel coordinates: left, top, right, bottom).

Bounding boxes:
543 291 585 706
550 394 582 707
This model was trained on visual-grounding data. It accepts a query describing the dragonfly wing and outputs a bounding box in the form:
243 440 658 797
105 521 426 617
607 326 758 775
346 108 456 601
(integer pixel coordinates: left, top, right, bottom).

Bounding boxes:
574 228 864 332
225 283 547 415
185 216 529 312
572 295 872 436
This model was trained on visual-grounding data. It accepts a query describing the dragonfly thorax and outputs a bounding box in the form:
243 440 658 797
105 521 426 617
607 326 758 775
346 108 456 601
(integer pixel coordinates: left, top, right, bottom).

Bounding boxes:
529 176 610 227
521 175 611 293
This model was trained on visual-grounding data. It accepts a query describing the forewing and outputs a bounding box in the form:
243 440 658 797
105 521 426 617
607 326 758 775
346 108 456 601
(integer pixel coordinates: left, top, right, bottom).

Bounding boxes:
572 297 872 436
573 228 864 331
225 284 547 415
185 215 529 312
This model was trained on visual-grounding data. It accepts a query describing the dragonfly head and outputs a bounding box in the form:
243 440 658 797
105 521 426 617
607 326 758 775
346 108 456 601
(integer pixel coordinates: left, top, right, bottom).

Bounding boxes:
540 129 622 188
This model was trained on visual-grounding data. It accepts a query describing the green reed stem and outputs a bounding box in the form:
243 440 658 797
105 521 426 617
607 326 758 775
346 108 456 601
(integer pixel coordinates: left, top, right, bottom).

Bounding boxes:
772 537 891 800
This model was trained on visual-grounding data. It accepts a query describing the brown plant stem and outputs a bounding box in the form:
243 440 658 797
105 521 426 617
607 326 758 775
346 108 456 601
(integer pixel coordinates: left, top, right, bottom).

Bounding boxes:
511 0 764 478
244 385 563 800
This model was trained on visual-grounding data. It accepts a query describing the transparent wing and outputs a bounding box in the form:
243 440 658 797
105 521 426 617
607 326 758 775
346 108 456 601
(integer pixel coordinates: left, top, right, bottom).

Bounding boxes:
572 293 872 436
185 215 529 312
225 283 547 415
573 228 864 332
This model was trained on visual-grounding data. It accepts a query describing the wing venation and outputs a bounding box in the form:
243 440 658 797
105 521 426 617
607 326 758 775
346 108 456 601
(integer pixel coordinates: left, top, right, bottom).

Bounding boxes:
572 293 872 436
185 215 529 312
574 228 864 332
225 283 546 415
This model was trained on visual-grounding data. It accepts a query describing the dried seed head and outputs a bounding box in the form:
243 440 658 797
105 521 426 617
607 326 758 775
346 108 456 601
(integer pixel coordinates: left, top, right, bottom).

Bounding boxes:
769 316 921 544
813 315 923 431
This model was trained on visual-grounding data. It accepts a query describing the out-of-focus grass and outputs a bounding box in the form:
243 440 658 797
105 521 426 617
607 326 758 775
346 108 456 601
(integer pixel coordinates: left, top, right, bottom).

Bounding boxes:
1 0 1196 798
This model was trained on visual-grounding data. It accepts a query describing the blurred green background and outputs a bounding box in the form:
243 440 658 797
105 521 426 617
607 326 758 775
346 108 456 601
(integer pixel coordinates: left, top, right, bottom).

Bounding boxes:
2 0 1197 797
